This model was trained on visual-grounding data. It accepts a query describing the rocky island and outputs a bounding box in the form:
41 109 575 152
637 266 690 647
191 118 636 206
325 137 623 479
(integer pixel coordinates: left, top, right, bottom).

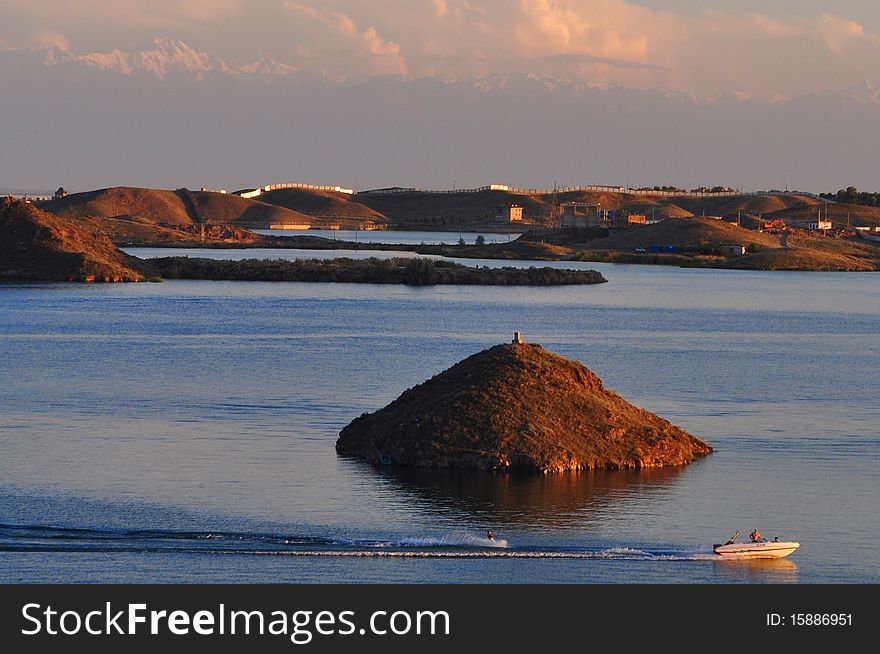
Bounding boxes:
336 336 712 472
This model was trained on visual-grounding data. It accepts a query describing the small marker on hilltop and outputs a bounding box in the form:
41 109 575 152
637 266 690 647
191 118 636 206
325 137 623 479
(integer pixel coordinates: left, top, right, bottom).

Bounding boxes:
512 332 523 344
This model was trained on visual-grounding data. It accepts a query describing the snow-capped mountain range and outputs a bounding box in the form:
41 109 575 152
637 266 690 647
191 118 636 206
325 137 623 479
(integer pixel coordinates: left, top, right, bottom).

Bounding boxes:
5 37 880 106
3 37 880 193
38 37 297 78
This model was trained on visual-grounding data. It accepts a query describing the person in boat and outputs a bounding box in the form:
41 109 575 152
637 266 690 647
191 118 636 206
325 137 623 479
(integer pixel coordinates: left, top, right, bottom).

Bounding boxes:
749 528 763 543
486 530 495 541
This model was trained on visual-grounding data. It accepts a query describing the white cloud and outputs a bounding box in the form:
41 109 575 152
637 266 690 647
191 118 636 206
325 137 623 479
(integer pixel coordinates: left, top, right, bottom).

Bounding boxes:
270 0 880 94
2 0 880 95
282 1 407 75
24 29 71 51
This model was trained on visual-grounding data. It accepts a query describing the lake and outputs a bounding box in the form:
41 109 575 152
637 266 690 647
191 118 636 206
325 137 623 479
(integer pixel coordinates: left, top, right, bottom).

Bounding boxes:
1 252 878 583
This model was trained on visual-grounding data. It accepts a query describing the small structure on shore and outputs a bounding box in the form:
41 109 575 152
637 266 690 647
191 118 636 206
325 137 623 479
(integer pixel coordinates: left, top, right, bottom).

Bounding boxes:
494 204 523 224
336 337 712 472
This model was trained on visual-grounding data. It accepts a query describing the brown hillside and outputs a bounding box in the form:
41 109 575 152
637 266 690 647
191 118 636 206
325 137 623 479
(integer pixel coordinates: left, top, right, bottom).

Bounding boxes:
0 198 146 281
337 341 711 472
352 190 825 228
580 217 780 251
41 186 314 229
60 214 265 246
189 191 314 226
672 193 819 217
719 247 875 271
258 188 387 223
622 202 693 219
768 202 880 228
555 191 628 210
44 186 193 225
356 190 548 226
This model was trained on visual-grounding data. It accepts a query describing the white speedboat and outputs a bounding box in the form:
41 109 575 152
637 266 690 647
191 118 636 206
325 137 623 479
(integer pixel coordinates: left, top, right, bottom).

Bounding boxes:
713 532 800 559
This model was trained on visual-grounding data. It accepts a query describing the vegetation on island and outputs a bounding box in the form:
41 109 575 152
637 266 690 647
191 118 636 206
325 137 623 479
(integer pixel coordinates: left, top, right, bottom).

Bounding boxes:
146 256 607 286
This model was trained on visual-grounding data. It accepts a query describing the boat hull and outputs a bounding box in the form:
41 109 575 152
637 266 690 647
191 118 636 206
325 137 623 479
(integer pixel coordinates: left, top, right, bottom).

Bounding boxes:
713 541 800 559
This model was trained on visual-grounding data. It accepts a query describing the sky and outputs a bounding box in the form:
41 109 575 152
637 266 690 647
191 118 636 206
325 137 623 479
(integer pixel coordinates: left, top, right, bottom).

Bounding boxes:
1 1 879 192
2 0 880 96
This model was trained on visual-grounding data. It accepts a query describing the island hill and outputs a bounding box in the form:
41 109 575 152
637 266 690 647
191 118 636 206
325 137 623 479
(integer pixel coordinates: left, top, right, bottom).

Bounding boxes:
30 184 880 271
336 336 712 472
0 198 605 286
0 196 145 282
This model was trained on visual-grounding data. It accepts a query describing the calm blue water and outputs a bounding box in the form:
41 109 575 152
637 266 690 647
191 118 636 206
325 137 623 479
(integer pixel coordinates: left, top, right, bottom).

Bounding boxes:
1 254 878 583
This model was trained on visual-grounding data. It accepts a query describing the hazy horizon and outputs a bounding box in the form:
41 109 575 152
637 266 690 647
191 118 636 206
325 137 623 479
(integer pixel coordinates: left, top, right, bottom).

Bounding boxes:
2 1 879 193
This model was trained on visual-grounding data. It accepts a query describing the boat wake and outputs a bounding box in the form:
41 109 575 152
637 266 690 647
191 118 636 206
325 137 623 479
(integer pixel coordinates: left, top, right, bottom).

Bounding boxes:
0 523 711 561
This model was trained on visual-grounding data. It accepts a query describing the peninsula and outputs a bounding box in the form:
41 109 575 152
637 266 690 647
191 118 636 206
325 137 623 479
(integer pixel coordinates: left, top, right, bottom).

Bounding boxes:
0 197 145 282
0 198 605 286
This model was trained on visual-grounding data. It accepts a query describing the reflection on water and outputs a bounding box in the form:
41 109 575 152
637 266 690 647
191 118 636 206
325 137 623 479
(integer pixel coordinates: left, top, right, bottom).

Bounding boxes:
713 558 800 583
366 464 686 528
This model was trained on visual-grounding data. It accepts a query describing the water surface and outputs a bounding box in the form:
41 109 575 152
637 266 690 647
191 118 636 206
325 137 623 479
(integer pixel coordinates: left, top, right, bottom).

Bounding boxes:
1 260 877 583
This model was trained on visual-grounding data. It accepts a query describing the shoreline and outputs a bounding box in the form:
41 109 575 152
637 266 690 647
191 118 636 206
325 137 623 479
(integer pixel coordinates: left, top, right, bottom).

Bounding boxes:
122 233 880 272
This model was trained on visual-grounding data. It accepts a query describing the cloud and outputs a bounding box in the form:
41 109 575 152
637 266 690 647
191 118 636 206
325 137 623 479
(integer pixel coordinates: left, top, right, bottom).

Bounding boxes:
2 0 880 95
269 0 880 94
2 0 245 28
23 29 71 51
282 1 407 75
543 53 666 71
